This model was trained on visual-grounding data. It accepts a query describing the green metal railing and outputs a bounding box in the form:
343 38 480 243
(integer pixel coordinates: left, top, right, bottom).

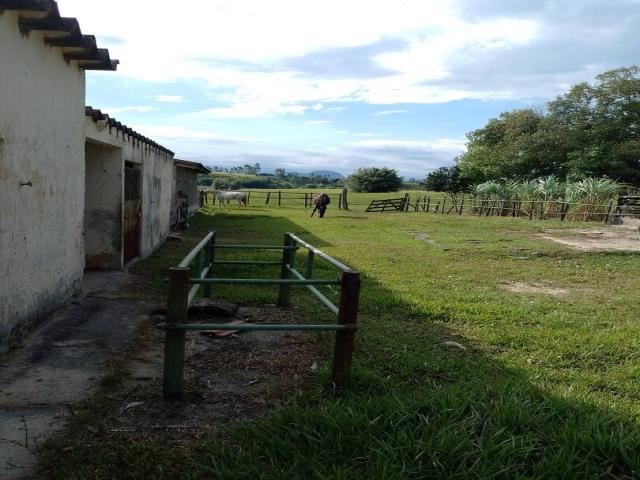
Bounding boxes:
159 231 361 399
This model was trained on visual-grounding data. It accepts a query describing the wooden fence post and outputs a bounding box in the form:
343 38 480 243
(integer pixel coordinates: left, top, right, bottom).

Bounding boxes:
604 201 613 223
332 270 360 388
342 188 349 210
426 197 430 212
247 191 251 205
459 196 465 215
338 193 342 210
163 267 190 399
266 192 271 204
277 234 294 307
278 190 282 206
304 193 308 208
441 197 446 214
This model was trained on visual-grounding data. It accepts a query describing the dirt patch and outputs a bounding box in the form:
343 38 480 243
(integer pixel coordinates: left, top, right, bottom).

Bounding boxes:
55 304 320 447
535 226 640 252
408 231 448 250
500 282 568 296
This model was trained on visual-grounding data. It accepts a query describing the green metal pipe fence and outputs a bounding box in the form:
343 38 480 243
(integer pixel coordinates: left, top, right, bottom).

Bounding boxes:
160 231 361 399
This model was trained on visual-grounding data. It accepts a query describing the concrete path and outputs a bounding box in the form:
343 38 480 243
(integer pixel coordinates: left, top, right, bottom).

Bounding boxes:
0 272 148 479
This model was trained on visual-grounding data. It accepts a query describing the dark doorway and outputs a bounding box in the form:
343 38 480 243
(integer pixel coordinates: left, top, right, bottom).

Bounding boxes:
123 162 142 263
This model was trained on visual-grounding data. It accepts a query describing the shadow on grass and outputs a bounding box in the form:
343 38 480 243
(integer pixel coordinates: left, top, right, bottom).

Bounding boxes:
43 210 640 479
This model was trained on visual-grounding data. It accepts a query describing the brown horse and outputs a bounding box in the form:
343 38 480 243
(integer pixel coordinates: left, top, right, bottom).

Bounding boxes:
311 193 331 218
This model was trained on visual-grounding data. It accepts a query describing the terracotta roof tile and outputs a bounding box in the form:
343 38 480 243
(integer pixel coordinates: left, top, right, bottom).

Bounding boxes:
1 0 118 70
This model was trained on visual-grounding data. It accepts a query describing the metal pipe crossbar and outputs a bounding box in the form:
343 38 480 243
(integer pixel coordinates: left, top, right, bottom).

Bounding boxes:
158 323 356 332
178 231 215 268
287 266 339 315
213 260 282 265
288 233 351 272
214 244 298 250
190 278 340 285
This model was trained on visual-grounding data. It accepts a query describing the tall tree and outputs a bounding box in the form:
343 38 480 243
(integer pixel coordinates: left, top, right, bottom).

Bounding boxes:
346 167 402 192
424 164 471 192
547 66 640 183
458 66 640 186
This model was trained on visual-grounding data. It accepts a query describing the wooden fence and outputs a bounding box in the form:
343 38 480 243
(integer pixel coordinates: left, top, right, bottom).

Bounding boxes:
202 188 349 210
364 194 637 223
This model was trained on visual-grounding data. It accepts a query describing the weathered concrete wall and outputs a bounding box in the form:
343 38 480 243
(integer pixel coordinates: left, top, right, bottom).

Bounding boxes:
84 142 123 269
0 11 86 352
175 167 201 218
85 120 174 261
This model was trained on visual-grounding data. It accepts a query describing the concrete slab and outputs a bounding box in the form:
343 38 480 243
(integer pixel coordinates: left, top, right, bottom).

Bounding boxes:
0 273 148 479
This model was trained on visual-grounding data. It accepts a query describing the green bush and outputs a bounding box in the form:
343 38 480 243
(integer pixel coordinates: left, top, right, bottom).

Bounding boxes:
346 167 402 193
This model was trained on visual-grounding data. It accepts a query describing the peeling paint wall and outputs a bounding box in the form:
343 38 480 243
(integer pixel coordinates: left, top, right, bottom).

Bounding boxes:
0 11 86 352
174 167 201 219
85 119 174 262
84 142 123 269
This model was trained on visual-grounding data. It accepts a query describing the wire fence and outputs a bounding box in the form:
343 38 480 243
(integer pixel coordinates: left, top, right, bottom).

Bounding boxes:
199 188 640 223
408 195 639 223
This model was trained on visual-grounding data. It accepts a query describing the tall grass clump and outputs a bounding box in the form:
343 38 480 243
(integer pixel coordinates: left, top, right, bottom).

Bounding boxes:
471 177 621 220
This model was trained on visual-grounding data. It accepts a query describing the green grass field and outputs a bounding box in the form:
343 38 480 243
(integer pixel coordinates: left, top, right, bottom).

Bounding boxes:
43 190 640 479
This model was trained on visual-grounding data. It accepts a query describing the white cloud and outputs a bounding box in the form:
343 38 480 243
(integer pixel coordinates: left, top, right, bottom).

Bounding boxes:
352 132 384 137
305 120 331 125
129 124 258 143
62 0 638 115
373 109 410 116
101 105 156 114
347 137 466 152
154 95 185 103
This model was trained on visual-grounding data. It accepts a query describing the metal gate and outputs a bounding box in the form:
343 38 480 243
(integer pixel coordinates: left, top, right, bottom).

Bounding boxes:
123 164 141 263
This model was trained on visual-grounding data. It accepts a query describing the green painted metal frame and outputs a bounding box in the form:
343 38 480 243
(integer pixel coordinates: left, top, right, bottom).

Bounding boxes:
161 230 360 399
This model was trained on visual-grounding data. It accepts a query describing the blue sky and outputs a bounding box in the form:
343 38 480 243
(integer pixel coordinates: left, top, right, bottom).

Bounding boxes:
70 0 640 178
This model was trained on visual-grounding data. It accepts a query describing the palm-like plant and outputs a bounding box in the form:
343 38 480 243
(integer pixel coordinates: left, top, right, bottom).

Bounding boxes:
471 177 621 221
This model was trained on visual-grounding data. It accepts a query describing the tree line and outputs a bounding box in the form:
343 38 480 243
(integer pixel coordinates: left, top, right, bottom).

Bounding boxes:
427 66 640 192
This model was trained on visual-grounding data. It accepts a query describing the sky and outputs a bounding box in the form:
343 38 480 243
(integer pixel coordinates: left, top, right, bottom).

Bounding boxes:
60 0 640 178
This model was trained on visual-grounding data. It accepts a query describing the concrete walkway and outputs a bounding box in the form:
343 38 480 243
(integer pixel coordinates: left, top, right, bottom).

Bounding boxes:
0 272 149 479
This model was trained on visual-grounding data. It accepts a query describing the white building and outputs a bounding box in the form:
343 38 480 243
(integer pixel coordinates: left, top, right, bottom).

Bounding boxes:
173 159 210 227
0 1 176 352
85 107 175 269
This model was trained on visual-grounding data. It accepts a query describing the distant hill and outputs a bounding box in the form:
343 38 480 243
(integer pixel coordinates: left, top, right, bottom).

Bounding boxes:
309 170 345 179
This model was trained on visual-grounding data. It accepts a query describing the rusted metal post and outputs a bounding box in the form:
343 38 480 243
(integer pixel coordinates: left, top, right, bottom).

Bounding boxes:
332 270 360 388
163 267 190 399
203 232 215 298
278 234 294 307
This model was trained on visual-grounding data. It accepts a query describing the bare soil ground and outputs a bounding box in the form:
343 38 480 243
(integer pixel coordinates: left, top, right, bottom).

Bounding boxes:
58 303 320 449
535 219 640 252
500 282 568 296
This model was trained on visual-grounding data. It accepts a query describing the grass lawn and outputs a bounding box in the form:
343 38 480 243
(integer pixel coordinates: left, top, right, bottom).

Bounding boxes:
43 191 640 479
